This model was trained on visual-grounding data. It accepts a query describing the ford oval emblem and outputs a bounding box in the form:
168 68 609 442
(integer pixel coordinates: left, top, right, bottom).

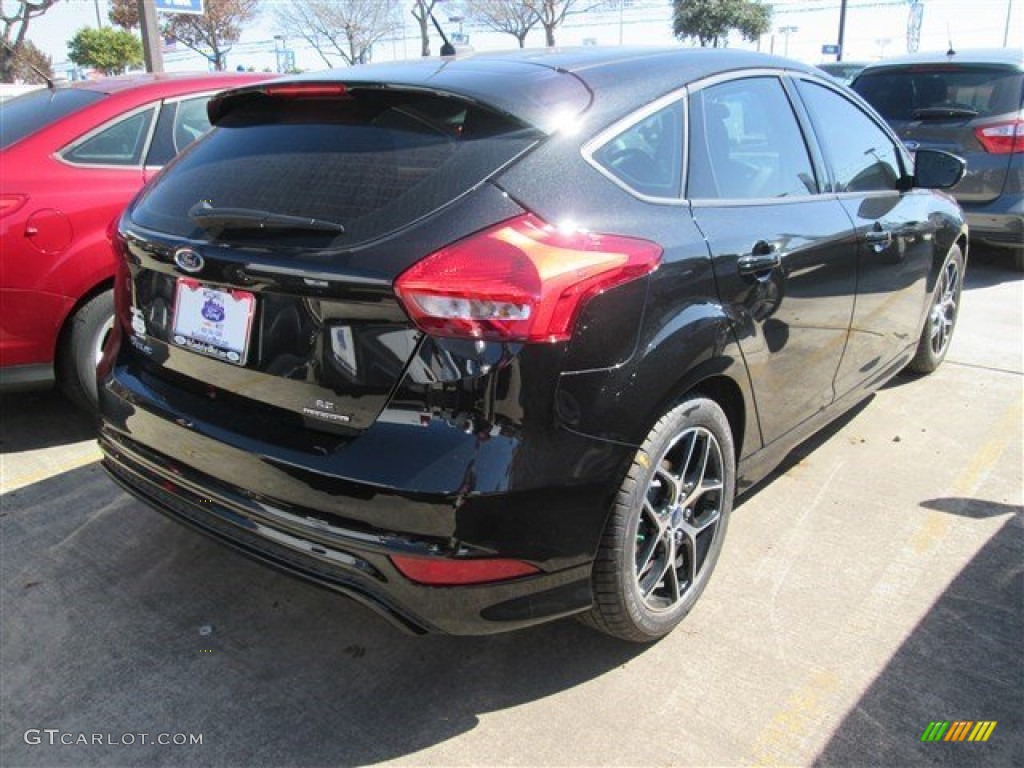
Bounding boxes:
174 247 204 274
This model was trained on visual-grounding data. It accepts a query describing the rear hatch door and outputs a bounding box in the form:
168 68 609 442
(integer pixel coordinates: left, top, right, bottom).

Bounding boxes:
119 77 585 435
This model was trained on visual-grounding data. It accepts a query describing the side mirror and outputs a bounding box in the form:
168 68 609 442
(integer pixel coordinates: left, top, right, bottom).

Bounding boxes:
913 149 966 190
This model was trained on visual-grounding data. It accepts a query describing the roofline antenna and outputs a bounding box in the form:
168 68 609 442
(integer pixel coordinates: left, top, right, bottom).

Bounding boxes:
1 40 54 90
428 10 456 57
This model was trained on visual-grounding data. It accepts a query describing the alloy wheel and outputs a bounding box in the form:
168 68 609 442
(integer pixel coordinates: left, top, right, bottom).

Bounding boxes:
928 258 960 358
634 426 725 612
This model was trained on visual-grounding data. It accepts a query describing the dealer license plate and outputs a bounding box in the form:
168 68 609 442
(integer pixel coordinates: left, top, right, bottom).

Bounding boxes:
171 279 255 365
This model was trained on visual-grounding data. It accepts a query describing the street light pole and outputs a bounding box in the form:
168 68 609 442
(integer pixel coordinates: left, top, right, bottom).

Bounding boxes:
779 25 798 57
1004 0 1014 47
837 0 848 61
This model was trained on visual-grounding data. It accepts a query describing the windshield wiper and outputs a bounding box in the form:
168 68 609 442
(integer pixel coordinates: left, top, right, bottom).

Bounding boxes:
912 106 979 120
188 202 345 234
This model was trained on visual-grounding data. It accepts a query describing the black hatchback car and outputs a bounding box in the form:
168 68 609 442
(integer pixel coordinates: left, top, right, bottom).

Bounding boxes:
99 48 967 642
852 48 1023 269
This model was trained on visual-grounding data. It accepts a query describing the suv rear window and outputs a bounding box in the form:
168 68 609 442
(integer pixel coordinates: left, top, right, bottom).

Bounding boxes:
131 89 542 247
853 66 1024 121
0 88 105 149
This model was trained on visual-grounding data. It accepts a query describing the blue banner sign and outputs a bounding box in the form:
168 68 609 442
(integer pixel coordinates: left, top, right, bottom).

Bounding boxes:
155 0 205 15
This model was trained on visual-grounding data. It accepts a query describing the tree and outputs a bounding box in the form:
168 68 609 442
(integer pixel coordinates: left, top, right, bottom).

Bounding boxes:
276 0 398 68
523 1 605 48
10 38 50 82
672 0 772 48
165 0 259 71
68 26 143 75
108 0 138 30
1 0 58 83
465 0 539 48
410 0 439 57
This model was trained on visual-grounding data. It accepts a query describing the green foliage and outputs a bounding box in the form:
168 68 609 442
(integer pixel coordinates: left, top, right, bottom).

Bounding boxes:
673 0 772 48
67 26 143 75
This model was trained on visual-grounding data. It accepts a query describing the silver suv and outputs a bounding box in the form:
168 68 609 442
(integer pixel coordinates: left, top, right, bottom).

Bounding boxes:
853 48 1023 269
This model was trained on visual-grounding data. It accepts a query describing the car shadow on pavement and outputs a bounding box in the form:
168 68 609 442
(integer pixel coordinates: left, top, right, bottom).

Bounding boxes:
0 390 96 453
963 246 1020 291
1 464 647 767
921 497 1022 520
813 510 1023 767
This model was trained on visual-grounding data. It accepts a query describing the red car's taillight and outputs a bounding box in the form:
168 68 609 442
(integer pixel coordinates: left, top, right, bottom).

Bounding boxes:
390 555 540 586
974 118 1024 154
394 214 662 343
0 194 27 218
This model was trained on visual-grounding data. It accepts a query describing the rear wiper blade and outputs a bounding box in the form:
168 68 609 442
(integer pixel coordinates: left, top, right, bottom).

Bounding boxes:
912 106 979 120
188 203 345 234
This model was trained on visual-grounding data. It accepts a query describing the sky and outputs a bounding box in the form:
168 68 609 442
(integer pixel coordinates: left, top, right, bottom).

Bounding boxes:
19 0 1024 79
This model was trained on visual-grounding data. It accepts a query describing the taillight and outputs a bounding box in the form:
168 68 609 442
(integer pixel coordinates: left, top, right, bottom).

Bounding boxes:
390 555 540 586
974 119 1024 154
0 194 27 218
394 214 662 343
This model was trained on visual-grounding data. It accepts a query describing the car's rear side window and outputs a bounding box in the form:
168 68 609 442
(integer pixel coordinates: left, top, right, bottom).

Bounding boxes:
854 66 1024 121
0 88 105 149
590 100 685 199
131 89 542 247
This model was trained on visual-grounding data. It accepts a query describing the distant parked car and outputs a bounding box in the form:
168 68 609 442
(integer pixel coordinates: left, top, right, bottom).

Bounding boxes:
852 49 1023 269
817 61 868 85
99 49 967 642
0 72 272 409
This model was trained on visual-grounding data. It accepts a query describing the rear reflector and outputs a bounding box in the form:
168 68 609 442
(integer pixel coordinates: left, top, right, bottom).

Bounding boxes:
0 194 27 218
394 214 662 343
975 119 1024 154
390 555 540 586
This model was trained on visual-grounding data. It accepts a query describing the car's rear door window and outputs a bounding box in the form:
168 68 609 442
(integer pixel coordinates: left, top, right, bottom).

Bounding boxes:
687 76 818 200
131 88 543 248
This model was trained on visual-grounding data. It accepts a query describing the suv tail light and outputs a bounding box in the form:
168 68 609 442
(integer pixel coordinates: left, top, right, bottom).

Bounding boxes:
394 214 662 343
974 118 1024 154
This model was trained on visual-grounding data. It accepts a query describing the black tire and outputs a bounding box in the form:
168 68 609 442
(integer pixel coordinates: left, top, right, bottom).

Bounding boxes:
580 396 736 643
907 244 964 375
59 290 114 412
1012 247 1024 274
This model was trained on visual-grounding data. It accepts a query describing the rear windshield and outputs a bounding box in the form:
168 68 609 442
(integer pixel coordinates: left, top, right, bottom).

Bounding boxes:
0 88 105 149
131 89 542 247
853 66 1024 121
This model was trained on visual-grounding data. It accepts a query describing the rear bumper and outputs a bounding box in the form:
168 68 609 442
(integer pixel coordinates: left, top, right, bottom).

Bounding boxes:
961 194 1023 249
98 364 633 635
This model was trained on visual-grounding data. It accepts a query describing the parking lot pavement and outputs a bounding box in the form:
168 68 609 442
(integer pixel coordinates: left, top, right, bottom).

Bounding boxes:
1 249 1021 767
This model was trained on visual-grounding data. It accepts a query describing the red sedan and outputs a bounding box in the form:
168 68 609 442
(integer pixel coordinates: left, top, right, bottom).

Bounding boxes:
0 72 271 409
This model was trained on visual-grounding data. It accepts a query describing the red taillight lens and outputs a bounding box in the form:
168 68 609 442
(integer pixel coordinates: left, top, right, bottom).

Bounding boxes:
394 214 662 343
974 119 1024 154
0 194 27 218
390 555 540 586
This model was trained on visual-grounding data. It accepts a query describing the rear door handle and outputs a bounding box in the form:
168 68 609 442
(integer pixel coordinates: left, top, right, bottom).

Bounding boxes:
738 242 782 277
864 224 893 249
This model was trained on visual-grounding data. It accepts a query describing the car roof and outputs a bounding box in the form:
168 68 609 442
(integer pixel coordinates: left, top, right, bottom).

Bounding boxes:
53 71 270 95
859 48 1024 72
221 47 820 133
